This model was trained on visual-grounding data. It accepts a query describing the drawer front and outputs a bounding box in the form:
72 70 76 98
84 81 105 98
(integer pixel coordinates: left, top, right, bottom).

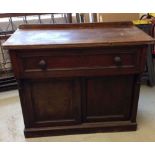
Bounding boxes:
14 47 142 78
23 53 136 70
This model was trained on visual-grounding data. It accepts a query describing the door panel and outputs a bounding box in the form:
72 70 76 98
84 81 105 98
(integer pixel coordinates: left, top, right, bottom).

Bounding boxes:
23 78 81 127
84 75 134 122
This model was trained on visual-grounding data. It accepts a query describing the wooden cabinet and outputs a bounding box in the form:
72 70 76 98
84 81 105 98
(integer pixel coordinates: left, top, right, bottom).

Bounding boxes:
3 22 154 137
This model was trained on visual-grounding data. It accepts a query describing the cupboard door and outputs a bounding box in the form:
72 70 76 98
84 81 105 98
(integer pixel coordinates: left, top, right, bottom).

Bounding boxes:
21 78 81 127
84 75 134 122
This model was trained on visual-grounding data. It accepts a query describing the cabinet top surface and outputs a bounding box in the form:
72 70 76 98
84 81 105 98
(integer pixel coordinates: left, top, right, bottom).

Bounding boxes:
3 22 155 49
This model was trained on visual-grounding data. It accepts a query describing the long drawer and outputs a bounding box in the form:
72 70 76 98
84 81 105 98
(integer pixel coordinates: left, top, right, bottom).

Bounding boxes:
11 47 143 78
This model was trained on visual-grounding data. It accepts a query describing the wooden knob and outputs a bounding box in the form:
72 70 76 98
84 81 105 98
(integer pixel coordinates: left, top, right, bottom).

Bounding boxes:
114 56 122 66
38 59 47 70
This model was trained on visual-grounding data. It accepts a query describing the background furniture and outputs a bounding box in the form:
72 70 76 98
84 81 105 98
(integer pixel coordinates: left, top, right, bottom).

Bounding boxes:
135 14 155 86
133 20 155 86
3 22 154 137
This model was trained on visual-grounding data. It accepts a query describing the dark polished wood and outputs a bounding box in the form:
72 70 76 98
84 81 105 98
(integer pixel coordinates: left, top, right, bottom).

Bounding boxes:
3 22 154 50
3 22 154 138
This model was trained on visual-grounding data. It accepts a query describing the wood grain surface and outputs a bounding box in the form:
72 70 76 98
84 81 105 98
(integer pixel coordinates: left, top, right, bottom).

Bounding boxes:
3 22 154 49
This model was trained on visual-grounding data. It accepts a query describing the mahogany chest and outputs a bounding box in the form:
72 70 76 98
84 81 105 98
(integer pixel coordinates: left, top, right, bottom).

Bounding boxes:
3 22 154 138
